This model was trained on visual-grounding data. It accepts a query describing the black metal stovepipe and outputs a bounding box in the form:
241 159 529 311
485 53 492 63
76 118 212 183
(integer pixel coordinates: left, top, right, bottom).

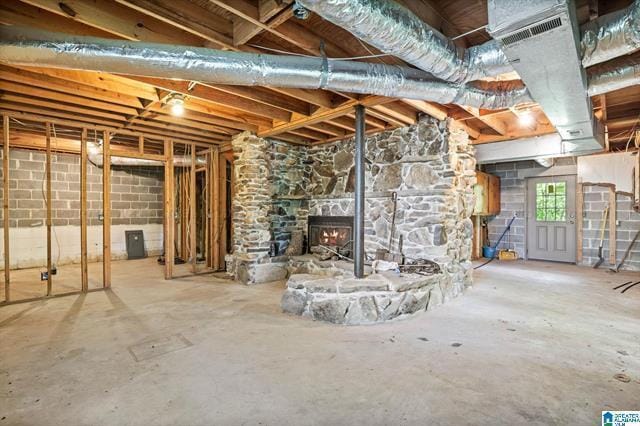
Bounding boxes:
354 105 366 278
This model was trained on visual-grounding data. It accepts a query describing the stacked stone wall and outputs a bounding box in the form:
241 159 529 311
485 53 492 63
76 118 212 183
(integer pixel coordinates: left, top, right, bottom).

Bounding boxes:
229 116 475 290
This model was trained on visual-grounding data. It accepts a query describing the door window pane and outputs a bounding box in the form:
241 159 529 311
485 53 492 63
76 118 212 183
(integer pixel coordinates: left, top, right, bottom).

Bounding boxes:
535 182 566 222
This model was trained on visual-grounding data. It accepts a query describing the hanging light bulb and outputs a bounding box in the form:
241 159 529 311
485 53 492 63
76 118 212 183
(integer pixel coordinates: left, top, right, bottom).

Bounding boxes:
167 93 185 116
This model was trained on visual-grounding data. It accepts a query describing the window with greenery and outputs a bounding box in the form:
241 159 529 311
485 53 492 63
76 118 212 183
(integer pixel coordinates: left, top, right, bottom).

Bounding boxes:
536 182 566 221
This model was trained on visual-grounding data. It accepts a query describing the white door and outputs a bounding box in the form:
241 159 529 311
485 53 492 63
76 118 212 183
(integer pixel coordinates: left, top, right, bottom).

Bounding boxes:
526 175 576 263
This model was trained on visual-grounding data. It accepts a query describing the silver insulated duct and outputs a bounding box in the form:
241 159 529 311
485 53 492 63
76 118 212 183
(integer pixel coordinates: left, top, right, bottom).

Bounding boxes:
588 53 640 96
0 26 532 110
297 0 513 83
581 0 640 67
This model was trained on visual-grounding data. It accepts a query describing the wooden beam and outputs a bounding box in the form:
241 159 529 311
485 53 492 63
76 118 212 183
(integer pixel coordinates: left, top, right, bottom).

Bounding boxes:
401 99 448 121
259 96 394 137
190 146 197 273
234 0 293 46
211 147 220 271
22 66 160 101
80 128 88 292
102 131 111 288
460 106 509 135
2 114 10 302
164 139 174 279
609 187 617 265
45 122 52 296
114 0 235 49
0 65 145 108
0 80 139 116
1 110 221 148
21 0 206 45
576 182 583 263
0 0 115 37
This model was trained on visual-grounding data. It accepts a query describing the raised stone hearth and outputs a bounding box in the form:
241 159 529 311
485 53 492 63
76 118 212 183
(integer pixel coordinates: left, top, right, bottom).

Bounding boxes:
281 271 443 325
228 115 475 323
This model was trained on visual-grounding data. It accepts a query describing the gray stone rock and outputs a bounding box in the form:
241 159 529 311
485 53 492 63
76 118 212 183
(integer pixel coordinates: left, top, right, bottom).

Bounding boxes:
310 297 351 324
373 163 402 191
405 163 439 189
281 290 308 315
252 263 288 284
344 297 378 324
333 150 353 171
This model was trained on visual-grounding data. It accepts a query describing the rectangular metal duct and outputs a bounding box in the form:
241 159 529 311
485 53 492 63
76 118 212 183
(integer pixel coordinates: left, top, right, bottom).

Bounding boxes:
488 0 604 154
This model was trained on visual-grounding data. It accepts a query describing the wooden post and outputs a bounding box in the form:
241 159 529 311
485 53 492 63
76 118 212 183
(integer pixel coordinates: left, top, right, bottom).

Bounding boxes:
204 151 210 268
138 135 144 155
45 123 52 296
164 139 174 280
3 115 10 302
102 131 111 288
180 169 187 259
212 148 220 270
190 146 197 273
576 183 584 263
80 129 88 292
609 187 617 265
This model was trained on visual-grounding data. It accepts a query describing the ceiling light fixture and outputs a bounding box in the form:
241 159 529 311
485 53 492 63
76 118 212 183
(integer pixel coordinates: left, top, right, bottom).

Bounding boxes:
518 111 535 126
167 93 185 116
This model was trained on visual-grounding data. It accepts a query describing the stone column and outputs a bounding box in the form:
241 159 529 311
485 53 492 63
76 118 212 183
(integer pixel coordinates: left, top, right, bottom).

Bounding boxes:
231 132 272 255
227 132 288 284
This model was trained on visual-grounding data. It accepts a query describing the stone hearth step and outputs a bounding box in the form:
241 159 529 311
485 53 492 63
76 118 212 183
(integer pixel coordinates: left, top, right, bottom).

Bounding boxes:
281 271 445 325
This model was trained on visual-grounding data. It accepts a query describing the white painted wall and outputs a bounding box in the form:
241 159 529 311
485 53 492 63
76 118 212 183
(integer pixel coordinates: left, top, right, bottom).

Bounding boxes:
0 223 163 270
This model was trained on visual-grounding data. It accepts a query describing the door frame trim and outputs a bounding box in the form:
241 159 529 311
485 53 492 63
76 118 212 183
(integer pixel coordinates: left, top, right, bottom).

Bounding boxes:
524 173 578 262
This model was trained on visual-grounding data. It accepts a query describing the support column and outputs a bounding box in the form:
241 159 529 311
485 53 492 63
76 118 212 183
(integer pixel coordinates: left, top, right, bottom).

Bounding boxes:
354 105 366 278
190 146 197 273
3 115 10 302
102 131 111 288
164 139 174 279
80 129 88 292
45 123 52 296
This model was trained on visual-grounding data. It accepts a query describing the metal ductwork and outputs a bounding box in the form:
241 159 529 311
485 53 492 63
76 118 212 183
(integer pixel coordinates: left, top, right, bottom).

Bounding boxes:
297 0 513 83
0 26 532 110
488 0 604 155
581 0 640 67
475 133 566 164
588 52 640 96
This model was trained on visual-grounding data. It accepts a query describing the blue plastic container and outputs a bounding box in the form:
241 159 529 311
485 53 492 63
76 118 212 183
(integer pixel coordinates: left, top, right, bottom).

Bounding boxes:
482 246 496 259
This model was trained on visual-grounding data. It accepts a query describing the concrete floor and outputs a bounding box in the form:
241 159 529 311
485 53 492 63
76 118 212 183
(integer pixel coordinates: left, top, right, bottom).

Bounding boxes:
1 259 638 425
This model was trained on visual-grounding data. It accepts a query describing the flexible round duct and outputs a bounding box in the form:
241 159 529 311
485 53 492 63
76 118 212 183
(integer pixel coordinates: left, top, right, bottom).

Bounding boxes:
0 26 532 110
581 0 640 67
297 0 513 84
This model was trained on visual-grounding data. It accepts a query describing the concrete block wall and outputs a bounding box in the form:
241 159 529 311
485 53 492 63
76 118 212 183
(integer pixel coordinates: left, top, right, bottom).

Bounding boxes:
482 161 545 257
0 148 164 269
580 185 640 271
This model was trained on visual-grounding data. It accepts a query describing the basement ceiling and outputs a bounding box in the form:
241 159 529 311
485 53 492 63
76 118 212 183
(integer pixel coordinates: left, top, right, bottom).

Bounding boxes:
0 0 637 151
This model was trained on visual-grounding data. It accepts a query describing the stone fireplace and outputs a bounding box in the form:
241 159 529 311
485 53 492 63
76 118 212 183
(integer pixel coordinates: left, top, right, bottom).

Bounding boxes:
226 114 476 323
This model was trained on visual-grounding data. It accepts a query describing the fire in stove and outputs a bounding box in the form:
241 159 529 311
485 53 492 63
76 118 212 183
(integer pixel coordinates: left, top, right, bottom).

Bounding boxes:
320 227 349 246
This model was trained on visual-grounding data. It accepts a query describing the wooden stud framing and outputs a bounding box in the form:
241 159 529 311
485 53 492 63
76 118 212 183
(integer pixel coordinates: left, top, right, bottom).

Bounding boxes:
102 130 111 288
80 129 89 292
3 115 10 302
212 147 220 270
609 187 617 265
164 139 174 280
576 183 583 263
45 122 53 296
190 146 197 273
204 151 210 268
